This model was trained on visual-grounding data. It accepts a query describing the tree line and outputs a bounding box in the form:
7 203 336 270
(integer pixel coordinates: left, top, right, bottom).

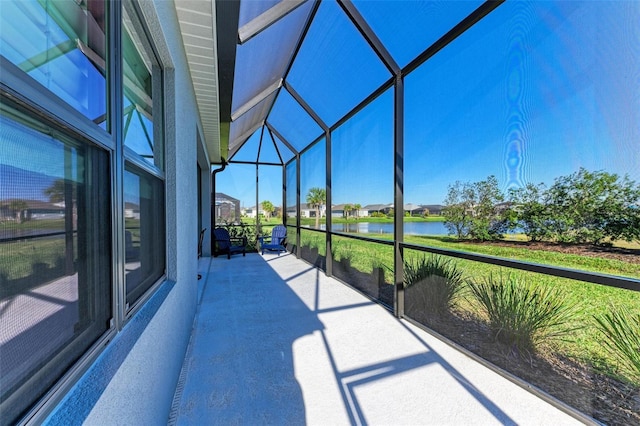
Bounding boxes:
442 168 640 245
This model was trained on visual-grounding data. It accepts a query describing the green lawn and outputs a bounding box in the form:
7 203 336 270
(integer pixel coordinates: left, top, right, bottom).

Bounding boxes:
295 229 640 385
0 218 65 232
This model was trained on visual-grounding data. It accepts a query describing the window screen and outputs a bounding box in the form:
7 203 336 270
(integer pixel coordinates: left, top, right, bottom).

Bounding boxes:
0 103 112 424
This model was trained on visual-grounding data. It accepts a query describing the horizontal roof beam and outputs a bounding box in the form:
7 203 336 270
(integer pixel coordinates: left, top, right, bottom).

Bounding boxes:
238 0 308 45
228 121 265 160
231 78 282 122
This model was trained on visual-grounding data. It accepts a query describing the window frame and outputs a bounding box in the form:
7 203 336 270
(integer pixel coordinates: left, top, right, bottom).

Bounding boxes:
0 83 115 426
118 0 167 319
0 0 169 422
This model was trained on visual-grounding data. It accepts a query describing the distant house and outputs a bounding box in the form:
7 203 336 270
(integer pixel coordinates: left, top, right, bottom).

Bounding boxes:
287 203 325 218
331 204 368 218
331 204 348 218
404 203 445 216
242 206 257 218
0 199 66 222
215 192 241 223
0 204 12 221
420 204 444 215
242 203 281 219
404 203 422 216
124 202 140 220
363 204 392 215
494 202 513 213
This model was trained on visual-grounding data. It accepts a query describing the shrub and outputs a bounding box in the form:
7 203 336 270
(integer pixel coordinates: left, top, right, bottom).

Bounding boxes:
331 240 353 263
404 254 465 318
468 273 575 354
594 306 640 383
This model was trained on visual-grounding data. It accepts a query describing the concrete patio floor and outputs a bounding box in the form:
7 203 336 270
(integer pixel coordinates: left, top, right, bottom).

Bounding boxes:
170 252 586 425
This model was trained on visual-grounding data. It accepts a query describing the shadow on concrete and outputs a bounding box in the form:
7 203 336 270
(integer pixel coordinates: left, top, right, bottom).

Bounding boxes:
298 253 516 425
174 253 519 425
172 254 323 425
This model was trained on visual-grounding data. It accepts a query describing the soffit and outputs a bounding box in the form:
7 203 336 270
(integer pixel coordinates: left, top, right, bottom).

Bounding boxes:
175 1 222 163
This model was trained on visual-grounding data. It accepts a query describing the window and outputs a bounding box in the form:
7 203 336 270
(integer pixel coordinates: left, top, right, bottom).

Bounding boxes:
123 2 163 171
0 0 108 127
0 0 169 421
122 2 165 309
124 166 165 307
0 102 111 425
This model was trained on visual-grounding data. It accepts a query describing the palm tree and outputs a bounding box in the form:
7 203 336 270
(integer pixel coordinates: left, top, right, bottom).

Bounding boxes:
344 204 352 220
261 200 274 220
306 187 326 229
44 179 66 203
353 203 361 220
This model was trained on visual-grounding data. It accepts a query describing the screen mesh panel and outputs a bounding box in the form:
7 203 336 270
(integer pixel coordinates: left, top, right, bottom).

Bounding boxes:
0 106 111 424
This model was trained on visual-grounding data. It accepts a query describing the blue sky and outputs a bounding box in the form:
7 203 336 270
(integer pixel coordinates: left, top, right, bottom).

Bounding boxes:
221 0 640 208
2 1 637 210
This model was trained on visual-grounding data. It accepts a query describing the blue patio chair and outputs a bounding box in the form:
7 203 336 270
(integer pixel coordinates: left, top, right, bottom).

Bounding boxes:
259 225 287 255
213 227 246 259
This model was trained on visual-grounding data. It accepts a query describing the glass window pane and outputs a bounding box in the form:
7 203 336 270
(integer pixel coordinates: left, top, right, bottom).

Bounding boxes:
352 0 482 68
123 3 163 170
287 0 391 127
404 1 640 280
300 139 325 230
0 0 108 126
332 89 393 242
124 165 165 306
268 89 323 152
0 104 111 424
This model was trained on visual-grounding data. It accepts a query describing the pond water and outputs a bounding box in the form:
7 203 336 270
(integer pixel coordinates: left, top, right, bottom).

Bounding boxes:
319 221 449 236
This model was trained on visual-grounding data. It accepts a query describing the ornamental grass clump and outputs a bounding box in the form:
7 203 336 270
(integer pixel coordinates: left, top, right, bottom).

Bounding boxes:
404 254 465 318
468 273 575 355
594 306 640 384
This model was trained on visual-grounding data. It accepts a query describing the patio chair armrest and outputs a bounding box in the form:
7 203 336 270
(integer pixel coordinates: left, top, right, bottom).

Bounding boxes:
229 237 246 246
